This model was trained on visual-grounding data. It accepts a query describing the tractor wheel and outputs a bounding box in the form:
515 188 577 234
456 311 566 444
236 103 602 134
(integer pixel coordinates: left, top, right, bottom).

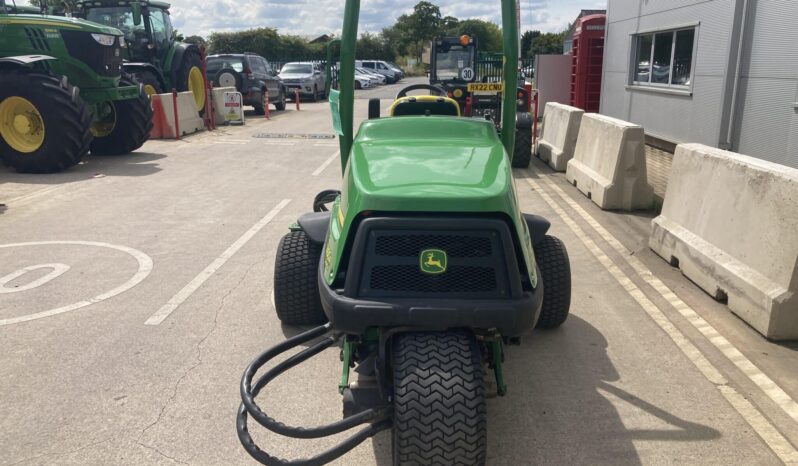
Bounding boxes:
273 231 327 325
512 124 532 168
274 88 286 111
89 79 153 156
392 330 487 466
132 70 162 97
253 89 267 115
0 71 91 173
176 48 206 114
534 235 572 328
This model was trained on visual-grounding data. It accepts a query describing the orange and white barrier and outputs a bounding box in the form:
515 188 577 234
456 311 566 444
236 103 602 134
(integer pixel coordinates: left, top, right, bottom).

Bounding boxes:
150 90 205 139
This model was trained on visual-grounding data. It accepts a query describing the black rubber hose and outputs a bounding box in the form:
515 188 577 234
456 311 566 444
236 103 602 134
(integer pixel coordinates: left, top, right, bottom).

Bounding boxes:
240 324 391 439
237 411 391 466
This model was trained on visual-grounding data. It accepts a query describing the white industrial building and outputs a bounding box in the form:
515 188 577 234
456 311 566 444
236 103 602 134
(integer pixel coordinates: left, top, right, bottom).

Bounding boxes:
600 0 798 168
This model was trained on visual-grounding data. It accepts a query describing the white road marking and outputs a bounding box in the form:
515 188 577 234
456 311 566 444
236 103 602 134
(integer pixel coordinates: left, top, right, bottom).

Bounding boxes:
525 177 798 464
0 241 153 326
539 174 798 426
0 263 70 294
145 198 291 326
312 151 340 177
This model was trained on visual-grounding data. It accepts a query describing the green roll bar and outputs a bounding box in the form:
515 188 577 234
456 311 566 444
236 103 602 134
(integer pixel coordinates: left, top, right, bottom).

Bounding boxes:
334 0 519 173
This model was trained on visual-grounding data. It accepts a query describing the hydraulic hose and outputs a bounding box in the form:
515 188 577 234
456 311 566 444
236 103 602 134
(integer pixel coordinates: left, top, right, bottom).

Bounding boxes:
237 323 392 465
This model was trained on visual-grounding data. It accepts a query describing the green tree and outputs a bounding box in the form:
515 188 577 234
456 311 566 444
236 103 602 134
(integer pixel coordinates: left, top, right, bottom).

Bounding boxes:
520 30 540 58
446 19 502 52
529 31 565 57
408 1 442 61
357 32 394 60
183 35 207 47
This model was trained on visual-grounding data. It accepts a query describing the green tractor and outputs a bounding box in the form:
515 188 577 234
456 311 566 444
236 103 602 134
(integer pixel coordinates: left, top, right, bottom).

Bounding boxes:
236 0 571 464
74 0 206 113
430 35 534 168
0 0 152 173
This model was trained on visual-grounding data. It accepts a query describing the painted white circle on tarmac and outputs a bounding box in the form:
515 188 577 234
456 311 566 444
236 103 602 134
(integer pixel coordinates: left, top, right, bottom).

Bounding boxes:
0 263 71 294
0 241 153 326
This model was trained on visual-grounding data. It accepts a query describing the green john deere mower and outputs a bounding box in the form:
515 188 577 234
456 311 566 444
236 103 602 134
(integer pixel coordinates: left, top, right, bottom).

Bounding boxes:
0 1 152 173
237 0 571 464
74 0 206 113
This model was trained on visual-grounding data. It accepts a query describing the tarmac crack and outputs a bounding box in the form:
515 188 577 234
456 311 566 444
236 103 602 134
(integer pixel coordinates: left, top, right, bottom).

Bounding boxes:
135 261 260 464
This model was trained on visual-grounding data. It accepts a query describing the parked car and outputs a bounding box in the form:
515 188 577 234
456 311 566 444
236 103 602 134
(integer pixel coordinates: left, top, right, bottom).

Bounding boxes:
356 60 399 83
356 67 385 85
385 61 406 80
354 73 372 90
278 62 326 101
207 53 286 114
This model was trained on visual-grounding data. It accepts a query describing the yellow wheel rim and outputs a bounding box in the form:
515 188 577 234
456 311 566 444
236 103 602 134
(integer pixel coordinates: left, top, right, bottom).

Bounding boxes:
0 96 45 153
91 102 117 138
187 66 206 111
143 84 158 97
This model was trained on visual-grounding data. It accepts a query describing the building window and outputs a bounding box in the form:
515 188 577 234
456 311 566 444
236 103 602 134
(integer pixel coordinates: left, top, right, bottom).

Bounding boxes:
632 27 695 88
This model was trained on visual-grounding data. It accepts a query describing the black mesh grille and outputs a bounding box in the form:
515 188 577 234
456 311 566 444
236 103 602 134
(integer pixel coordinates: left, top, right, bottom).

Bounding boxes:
370 265 496 293
354 225 513 299
375 234 492 258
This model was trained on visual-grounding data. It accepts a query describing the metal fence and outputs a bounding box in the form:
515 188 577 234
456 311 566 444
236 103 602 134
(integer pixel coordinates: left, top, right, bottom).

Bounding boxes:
475 52 535 83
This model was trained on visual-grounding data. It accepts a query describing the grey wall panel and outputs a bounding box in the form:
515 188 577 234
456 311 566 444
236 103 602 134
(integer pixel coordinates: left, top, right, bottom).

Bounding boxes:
741 0 798 80
735 77 798 168
602 0 737 147
600 70 631 118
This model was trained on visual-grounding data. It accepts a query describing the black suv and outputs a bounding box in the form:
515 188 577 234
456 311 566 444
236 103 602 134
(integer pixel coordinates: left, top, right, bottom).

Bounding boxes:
207 53 286 114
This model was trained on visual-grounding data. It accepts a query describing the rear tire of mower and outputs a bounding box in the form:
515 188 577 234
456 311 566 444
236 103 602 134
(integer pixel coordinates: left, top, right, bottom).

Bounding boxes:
90 80 153 156
534 235 571 328
392 330 487 466
273 231 327 325
0 71 91 173
512 124 532 168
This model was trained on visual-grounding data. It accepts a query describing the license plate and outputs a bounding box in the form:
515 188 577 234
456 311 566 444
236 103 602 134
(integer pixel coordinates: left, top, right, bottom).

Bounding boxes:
467 83 504 93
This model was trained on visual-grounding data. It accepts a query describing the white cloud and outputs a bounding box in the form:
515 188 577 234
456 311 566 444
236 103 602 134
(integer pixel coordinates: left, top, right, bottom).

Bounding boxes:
25 0 603 39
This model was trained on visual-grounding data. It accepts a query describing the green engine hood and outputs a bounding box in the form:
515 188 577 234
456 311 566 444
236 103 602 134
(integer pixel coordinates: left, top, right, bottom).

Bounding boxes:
323 116 537 289
347 116 511 210
0 14 123 36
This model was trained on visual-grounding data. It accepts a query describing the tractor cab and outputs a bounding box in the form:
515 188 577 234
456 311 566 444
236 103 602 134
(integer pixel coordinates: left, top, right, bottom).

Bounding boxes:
76 0 174 64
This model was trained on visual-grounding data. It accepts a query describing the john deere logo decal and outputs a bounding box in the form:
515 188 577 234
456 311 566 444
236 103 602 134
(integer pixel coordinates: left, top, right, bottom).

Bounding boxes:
420 249 447 274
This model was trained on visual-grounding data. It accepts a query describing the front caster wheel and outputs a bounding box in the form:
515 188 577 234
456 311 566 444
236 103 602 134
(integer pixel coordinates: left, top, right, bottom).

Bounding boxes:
273 230 327 325
534 235 572 328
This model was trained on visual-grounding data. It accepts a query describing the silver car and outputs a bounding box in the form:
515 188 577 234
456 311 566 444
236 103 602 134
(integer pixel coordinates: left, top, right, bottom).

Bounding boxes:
279 62 326 101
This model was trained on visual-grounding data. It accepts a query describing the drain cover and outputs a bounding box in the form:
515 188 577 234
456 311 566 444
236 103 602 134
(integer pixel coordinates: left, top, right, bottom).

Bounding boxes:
253 133 336 139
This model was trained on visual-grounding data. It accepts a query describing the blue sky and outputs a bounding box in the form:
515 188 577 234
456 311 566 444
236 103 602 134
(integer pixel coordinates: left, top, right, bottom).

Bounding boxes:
42 0 605 38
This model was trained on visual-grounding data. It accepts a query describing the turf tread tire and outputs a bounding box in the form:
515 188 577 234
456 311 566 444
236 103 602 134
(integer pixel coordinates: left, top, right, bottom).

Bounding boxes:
392 330 487 466
90 78 153 156
512 124 532 168
273 231 327 325
0 71 91 173
534 235 571 328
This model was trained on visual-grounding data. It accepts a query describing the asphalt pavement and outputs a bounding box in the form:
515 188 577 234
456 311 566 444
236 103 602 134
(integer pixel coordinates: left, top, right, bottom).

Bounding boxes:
1 77 797 466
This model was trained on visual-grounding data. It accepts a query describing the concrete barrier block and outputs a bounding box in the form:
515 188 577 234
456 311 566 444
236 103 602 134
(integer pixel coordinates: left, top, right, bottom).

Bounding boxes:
650 143 798 340
565 113 653 210
536 102 583 171
210 87 237 125
149 91 204 139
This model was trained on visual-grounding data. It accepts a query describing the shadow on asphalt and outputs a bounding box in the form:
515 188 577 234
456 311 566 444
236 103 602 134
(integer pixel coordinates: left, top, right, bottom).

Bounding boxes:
366 315 719 464
0 151 165 185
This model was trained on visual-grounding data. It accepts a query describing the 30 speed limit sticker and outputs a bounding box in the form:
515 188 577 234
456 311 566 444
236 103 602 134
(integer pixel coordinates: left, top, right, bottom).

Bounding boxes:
460 67 475 81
